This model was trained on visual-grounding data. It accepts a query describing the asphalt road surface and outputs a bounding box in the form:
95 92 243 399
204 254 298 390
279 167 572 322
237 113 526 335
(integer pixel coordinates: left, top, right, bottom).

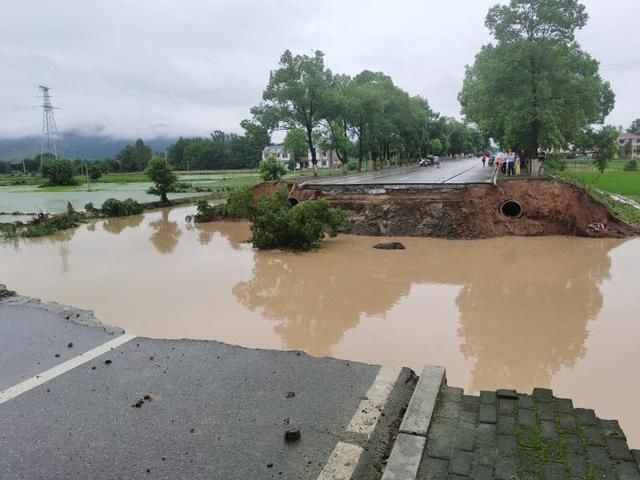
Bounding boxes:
0 298 414 480
315 157 493 185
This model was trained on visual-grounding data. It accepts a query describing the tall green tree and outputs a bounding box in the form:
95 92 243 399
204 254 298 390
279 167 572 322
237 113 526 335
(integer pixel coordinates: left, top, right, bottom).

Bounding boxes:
627 119 640 136
145 156 177 203
283 128 308 160
251 50 332 176
116 139 152 172
592 126 619 173
459 0 614 158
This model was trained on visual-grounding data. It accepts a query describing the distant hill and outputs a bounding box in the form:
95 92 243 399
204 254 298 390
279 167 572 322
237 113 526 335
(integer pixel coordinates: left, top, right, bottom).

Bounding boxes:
0 133 178 162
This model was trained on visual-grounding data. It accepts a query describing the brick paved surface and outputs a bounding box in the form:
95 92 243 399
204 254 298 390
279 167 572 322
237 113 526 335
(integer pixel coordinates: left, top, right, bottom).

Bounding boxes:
416 385 640 479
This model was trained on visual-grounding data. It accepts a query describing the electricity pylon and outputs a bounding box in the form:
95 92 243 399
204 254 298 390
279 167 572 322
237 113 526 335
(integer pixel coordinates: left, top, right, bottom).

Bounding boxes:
39 85 62 167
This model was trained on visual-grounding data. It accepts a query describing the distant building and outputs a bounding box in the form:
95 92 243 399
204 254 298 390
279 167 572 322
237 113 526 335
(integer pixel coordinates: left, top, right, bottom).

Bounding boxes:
261 145 340 170
618 132 640 159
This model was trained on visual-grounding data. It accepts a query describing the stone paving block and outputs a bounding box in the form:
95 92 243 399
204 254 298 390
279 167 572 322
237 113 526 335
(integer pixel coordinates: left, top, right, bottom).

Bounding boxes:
583 426 605 446
633 450 640 468
518 394 534 410
454 424 475 452
519 427 536 447
561 433 584 454
558 413 577 432
419 456 448 480
494 458 516 480
469 463 493 480
472 446 495 468
553 397 574 413
575 408 599 427
616 462 640 480
381 433 425 480
518 408 536 427
437 399 462 420
497 415 515 435
537 402 555 421
461 395 479 413
566 452 587 477
448 450 473 476
544 463 567 479
475 423 496 446
400 365 445 437
496 389 518 400
540 420 558 440
496 435 517 456
586 445 611 472
446 475 468 480
601 419 626 439
605 437 633 461
532 387 553 403
497 398 516 415
426 418 456 460
459 410 477 426
479 391 496 405
445 387 463 403
478 404 496 425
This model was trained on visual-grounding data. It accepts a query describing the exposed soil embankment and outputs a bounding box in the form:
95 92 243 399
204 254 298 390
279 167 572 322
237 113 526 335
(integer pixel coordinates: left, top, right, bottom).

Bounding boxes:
273 179 637 239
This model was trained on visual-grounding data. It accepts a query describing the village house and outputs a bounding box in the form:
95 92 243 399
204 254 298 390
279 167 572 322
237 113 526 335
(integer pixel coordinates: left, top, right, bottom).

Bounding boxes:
261 144 340 170
618 132 640 159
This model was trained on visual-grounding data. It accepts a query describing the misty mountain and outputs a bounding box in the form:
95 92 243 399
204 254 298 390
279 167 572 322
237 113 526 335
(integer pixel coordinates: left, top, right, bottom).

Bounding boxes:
0 133 178 162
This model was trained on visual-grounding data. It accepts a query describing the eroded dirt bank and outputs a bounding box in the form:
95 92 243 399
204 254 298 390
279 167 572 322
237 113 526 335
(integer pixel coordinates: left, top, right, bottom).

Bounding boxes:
284 179 638 239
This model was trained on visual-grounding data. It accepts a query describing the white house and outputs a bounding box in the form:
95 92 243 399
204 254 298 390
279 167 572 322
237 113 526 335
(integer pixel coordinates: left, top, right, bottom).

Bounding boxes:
618 132 640 159
261 145 340 170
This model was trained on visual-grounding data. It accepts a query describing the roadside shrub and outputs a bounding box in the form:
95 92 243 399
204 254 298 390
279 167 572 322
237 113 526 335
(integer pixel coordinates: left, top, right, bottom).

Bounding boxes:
41 158 77 186
623 159 638 171
250 189 345 251
259 155 287 181
346 159 358 171
101 198 144 217
225 185 255 219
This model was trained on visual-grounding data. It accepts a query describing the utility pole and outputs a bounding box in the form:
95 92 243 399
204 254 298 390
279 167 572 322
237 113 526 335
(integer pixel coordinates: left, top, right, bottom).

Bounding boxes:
39 85 62 169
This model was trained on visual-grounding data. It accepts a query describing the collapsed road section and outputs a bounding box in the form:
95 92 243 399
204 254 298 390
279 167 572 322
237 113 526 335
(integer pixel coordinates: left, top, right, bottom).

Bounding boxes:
0 287 415 480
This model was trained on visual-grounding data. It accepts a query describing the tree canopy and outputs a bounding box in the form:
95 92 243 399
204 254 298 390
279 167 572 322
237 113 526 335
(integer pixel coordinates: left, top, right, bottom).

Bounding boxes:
459 0 614 157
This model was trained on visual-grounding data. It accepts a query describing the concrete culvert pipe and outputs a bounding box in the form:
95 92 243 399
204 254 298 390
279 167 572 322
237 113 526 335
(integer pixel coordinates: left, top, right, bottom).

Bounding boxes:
500 200 523 218
288 197 300 207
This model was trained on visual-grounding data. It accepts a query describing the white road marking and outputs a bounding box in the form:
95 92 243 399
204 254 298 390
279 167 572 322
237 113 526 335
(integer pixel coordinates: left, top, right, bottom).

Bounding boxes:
346 366 402 438
317 441 364 480
0 334 135 405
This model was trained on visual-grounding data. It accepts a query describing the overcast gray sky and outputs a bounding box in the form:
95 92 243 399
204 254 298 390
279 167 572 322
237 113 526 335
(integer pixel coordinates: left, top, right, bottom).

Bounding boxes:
1 0 638 139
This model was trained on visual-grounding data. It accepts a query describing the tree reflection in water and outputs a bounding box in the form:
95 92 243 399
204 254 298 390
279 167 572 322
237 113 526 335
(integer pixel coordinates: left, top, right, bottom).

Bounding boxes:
148 209 182 255
233 236 623 392
101 214 144 235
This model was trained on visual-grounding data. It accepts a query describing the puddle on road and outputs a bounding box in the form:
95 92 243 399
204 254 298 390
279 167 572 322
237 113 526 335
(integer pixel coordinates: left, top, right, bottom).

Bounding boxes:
1 205 639 445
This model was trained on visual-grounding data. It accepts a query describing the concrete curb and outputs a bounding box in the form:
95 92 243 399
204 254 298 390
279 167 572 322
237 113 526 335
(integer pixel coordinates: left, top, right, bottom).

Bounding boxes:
381 365 446 480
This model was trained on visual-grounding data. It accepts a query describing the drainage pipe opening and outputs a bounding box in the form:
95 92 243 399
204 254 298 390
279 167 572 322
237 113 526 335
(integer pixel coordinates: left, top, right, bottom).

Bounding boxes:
288 198 300 207
500 200 523 218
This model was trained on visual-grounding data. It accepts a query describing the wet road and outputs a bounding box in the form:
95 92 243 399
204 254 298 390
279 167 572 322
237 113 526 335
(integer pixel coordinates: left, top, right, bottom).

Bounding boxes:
0 298 413 480
313 157 493 185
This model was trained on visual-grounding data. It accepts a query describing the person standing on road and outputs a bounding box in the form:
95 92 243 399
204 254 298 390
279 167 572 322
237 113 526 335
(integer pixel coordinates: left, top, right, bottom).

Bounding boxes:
519 149 527 174
506 149 516 176
515 153 521 175
481 152 487 167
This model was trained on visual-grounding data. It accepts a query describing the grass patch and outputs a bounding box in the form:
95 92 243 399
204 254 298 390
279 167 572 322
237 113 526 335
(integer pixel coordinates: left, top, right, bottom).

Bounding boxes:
565 171 640 197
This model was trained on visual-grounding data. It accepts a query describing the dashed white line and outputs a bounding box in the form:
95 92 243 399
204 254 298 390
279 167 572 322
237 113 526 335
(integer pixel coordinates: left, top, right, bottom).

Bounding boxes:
347 366 402 437
316 366 402 480
0 334 135 405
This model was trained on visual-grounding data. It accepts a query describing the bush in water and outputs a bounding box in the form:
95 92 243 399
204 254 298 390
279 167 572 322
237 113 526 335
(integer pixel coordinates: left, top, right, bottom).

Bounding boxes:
101 198 144 217
41 158 77 186
250 189 344 251
225 186 255 219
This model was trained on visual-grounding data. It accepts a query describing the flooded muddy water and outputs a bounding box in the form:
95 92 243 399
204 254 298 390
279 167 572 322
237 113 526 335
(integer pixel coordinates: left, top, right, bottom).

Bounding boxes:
1 206 639 444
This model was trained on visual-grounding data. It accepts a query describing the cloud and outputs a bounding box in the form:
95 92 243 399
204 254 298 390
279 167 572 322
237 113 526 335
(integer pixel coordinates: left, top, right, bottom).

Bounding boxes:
1 0 638 139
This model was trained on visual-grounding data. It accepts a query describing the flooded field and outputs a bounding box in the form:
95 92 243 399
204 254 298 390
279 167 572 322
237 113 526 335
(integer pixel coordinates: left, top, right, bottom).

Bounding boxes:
1 205 639 444
0 182 209 214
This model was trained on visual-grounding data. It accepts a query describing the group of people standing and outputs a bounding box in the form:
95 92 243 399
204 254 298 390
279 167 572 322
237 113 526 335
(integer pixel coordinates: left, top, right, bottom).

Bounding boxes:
481 149 528 176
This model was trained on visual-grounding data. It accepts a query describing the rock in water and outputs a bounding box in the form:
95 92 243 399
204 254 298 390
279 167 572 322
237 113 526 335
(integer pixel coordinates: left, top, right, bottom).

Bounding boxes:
373 242 406 250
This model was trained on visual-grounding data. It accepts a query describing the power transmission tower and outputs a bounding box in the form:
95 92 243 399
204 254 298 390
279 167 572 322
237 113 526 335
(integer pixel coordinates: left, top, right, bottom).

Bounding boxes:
39 85 62 167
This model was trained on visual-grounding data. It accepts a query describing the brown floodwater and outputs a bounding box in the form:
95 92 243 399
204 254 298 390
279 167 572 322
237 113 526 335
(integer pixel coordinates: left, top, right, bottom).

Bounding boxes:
1 206 639 445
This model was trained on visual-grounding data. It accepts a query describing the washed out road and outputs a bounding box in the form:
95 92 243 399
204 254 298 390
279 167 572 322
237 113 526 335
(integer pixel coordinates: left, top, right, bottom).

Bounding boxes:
314 157 493 185
0 298 414 480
